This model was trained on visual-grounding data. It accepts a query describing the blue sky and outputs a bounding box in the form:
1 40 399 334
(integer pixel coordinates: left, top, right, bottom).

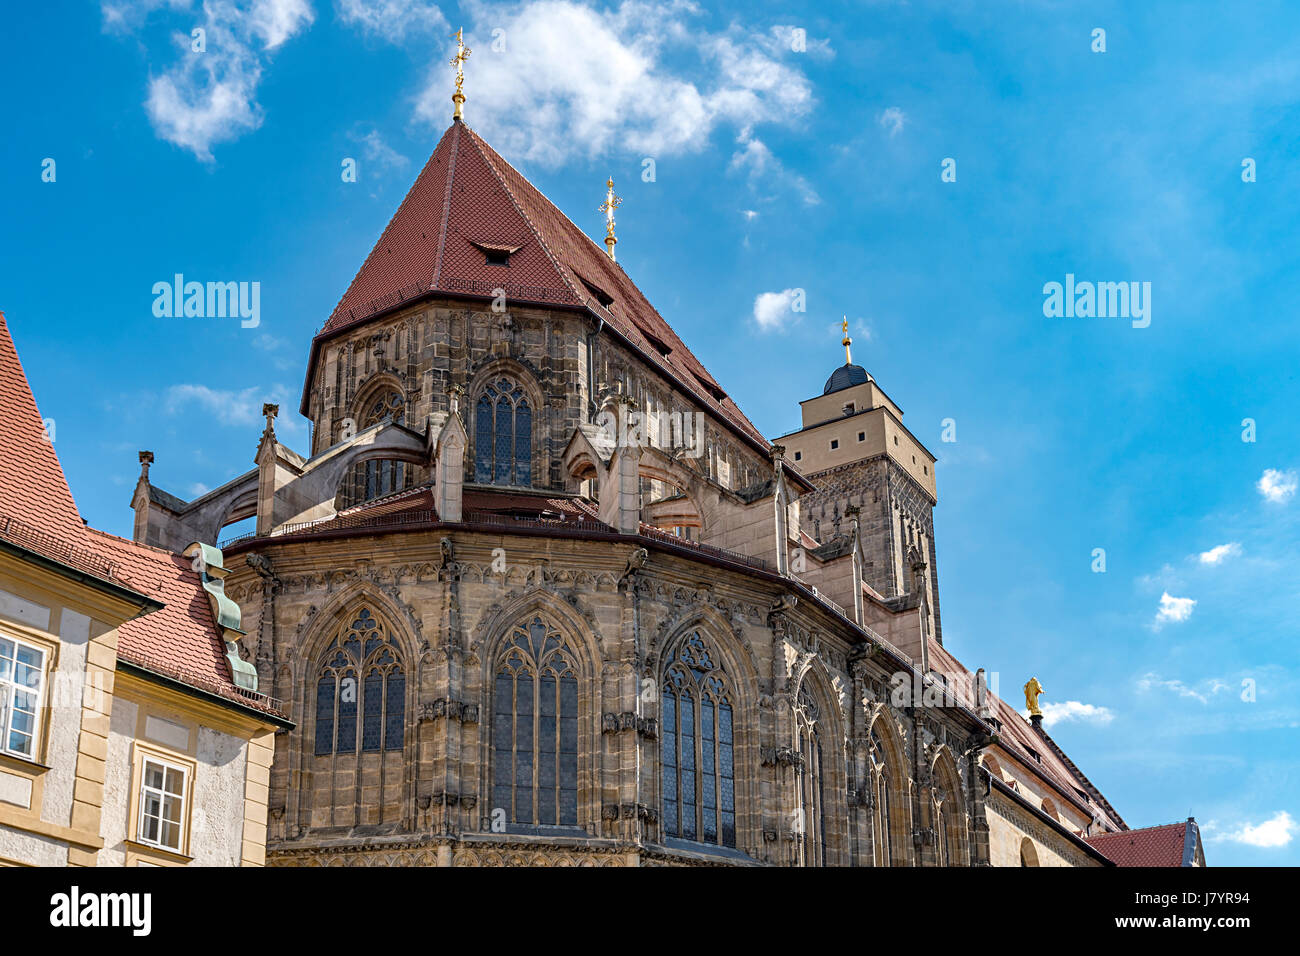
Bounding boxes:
2 0 1297 864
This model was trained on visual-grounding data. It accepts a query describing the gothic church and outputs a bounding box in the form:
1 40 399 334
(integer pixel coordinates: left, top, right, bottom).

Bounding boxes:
125 89 1143 867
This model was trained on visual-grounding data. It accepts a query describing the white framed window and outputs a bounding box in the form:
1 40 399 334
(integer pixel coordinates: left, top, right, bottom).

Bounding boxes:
137 757 188 852
0 634 47 760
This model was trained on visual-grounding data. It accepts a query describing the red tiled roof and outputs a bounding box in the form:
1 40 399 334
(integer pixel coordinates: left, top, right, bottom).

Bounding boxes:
87 529 283 717
316 120 767 447
0 313 102 571
1085 820 1195 867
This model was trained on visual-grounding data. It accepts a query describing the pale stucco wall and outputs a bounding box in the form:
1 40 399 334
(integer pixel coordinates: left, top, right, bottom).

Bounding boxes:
0 823 69 866
38 607 92 829
99 696 138 866
190 726 248 867
101 698 249 866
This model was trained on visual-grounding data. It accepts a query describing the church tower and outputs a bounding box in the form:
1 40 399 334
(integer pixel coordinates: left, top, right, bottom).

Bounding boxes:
774 321 943 644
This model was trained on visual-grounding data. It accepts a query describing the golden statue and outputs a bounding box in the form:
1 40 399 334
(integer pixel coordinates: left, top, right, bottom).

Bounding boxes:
841 316 853 364
1024 677 1044 717
450 28 471 120
598 177 622 261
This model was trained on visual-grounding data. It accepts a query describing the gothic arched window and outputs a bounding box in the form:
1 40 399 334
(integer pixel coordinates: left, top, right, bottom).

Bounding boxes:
794 685 826 866
661 632 736 847
871 727 894 866
340 389 412 507
314 608 406 755
491 617 578 827
474 378 531 486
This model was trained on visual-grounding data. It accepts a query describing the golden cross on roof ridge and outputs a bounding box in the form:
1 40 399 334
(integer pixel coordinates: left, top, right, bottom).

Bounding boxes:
451 28 471 121
598 177 622 261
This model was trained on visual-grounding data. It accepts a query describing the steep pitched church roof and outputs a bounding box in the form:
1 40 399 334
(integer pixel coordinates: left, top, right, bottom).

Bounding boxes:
311 119 766 446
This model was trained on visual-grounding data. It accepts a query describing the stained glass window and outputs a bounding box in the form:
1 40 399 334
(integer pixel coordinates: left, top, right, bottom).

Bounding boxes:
314 608 405 755
340 390 412 507
474 378 531 486
872 727 893 866
795 686 826 866
492 616 579 827
662 632 736 848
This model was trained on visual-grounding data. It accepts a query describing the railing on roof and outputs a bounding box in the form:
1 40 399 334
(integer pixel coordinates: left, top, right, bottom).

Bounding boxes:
0 512 121 581
328 276 580 331
638 525 771 571
441 277 574 304
117 648 284 714
329 282 430 327
462 509 609 533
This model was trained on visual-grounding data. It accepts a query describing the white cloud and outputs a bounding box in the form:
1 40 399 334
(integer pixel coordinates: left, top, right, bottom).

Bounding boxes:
164 383 301 433
1137 672 1232 704
1035 700 1114 728
358 129 411 172
753 289 801 332
106 0 314 161
1209 811 1296 848
729 126 820 205
740 209 758 221
413 1 816 166
878 106 905 137
336 0 447 38
1198 541 1242 565
1155 591 1196 626
1257 468 1298 503
189 482 211 497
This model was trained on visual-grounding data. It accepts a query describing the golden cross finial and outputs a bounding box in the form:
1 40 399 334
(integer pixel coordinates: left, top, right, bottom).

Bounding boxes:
598 177 622 261
450 28 471 120
841 315 853 364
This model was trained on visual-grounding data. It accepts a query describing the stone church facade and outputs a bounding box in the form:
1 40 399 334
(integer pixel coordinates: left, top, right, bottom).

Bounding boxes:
128 116 1129 867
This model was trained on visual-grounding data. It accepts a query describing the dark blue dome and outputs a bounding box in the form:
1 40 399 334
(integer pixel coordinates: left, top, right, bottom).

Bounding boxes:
823 363 869 395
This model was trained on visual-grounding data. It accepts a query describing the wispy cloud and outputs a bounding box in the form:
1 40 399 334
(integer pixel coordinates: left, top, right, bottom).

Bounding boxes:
878 106 905 137
105 0 315 161
1207 811 1296 848
163 383 301 433
1137 672 1232 704
336 0 447 39
753 288 802 332
1154 591 1196 627
413 1 817 166
1197 541 1242 565
729 126 820 205
1257 468 1298 503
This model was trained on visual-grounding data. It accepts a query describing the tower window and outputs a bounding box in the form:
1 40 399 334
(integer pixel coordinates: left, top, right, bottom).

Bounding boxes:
794 451 802 462
858 431 865 442
475 377 532 486
842 403 854 416
830 439 839 450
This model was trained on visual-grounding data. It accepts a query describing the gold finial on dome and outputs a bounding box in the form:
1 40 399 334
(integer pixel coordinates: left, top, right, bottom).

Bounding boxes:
598 177 622 261
450 28 471 120
841 316 853 364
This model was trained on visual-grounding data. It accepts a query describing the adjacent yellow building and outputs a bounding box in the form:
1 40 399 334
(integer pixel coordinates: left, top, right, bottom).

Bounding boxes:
0 312 290 867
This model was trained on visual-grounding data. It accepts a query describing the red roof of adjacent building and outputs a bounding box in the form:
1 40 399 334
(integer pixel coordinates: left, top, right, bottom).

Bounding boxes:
1085 819 1203 867
0 312 113 580
315 119 767 448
